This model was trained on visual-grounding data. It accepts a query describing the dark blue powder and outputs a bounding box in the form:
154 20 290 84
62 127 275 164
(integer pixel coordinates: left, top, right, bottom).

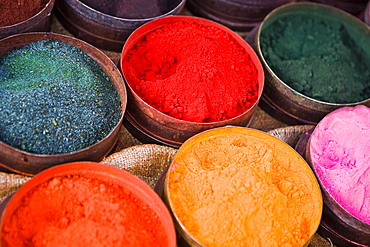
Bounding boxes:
0 39 121 154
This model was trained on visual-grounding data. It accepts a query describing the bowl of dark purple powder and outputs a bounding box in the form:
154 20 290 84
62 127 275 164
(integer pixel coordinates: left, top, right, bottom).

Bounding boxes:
0 32 127 175
186 0 296 31
0 0 55 40
55 0 186 52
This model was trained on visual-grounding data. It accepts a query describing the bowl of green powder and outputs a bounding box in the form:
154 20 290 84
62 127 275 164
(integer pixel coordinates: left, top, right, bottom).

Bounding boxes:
0 32 127 175
121 15 264 148
255 2 370 125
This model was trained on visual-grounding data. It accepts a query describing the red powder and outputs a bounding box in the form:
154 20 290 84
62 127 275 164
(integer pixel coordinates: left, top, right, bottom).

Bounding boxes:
122 20 259 123
1 175 168 247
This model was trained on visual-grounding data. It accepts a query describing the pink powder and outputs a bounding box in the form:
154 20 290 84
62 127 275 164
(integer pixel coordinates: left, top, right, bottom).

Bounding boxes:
309 105 370 224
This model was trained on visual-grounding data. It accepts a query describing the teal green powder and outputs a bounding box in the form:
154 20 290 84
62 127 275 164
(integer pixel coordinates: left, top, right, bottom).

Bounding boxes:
0 39 121 155
260 15 370 104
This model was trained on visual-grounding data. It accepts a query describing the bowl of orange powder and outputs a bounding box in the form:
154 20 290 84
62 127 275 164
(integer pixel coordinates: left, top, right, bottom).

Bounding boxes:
163 126 323 247
120 15 264 148
0 161 177 247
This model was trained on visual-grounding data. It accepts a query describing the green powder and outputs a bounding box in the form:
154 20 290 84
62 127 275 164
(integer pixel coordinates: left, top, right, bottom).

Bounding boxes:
0 39 121 155
260 14 370 104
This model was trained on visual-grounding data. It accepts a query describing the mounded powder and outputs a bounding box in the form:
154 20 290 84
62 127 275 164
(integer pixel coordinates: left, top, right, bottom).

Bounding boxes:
260 13 370 104
0 39 121 154
1 174 170 246
80 0 178 19
0 0 48 27
309 105 370 224
165 126 322 247
122 19 259 123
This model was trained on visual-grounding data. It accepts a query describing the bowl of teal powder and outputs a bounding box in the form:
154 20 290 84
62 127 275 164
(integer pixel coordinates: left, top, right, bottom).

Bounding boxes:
0 33 127 175
255 2 370 125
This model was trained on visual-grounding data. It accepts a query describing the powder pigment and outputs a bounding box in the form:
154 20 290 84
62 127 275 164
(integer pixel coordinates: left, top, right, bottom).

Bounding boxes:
0 39 121 154
80 0 179 19
309 105 370 224
1 174 169 246
166 127 322 247
122 19 259 123
260 14 370 104
0 0 48 27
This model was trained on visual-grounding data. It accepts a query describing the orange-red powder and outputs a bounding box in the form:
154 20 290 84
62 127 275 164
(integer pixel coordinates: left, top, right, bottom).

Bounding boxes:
1 175 169 247
122 20 259 123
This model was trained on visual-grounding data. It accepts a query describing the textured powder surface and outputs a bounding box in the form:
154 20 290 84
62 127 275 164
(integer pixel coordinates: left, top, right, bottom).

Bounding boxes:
2 175 168 247
260 14 370 104
166 127 322 247
309 105 370 224
80 0 177 19
122 20 259 123
0 0 48 27
0 39 121 154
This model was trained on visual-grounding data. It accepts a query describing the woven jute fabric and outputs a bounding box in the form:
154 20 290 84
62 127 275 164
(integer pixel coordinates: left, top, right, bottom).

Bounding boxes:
101 144 177 189
267 124 315 148
0 172 31 202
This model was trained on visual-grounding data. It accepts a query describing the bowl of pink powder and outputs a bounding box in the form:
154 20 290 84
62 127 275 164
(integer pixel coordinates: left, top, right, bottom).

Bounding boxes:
120 15 264 148
0 161 177 247
303 105 370 246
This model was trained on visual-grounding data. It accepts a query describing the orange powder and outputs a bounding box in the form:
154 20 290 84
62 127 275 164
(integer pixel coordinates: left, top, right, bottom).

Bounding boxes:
1 175 170 247
165 126 322 247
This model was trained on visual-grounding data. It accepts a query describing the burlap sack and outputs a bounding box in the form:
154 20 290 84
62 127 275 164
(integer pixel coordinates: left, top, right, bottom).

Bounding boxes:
0 125 334 246
267 125 315 148
0 173 31 202
101 144 177 189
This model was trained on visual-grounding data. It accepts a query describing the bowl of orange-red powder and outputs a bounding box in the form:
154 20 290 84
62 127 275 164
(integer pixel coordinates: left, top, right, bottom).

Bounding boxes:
120 15 264 148
163 126 322 247
0 162 176 247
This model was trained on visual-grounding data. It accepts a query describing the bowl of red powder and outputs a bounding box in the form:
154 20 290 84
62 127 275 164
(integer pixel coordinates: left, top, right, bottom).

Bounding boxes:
0 0 55 39
0 161 177 247
55 0 186 52
255 2 370 125
0 32 127 175
121 15 264 148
